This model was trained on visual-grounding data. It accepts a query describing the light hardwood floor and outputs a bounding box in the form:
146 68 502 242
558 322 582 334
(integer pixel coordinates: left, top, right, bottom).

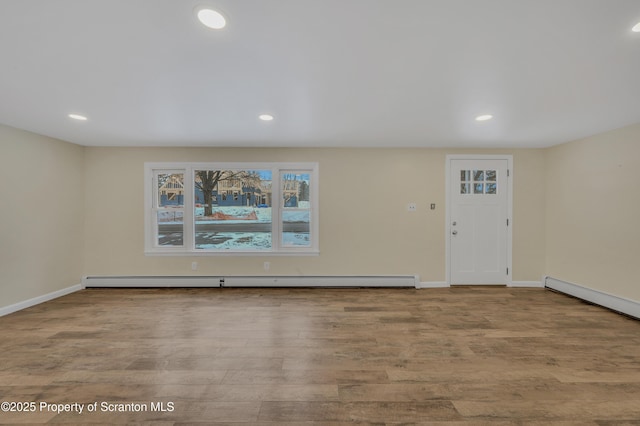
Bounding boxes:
1 287 639 424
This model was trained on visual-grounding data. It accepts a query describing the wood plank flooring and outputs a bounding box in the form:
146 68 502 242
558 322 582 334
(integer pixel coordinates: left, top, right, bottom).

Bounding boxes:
1 286 639 424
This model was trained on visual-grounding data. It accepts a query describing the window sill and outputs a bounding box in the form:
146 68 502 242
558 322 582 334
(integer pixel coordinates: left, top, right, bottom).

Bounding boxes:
144 250 320 257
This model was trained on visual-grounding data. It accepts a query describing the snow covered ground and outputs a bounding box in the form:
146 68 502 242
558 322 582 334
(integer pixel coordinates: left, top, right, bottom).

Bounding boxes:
194 206 309 223
158 206 310 249
192 231 310 250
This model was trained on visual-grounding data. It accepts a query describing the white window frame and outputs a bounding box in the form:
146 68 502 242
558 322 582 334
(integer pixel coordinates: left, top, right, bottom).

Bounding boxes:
144 162 319 256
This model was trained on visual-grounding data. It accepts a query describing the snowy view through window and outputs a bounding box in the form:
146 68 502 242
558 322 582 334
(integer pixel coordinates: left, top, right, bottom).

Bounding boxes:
155 168 312 251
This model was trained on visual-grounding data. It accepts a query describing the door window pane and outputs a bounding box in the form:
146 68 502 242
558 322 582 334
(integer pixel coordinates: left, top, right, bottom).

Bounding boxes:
460 170 498 195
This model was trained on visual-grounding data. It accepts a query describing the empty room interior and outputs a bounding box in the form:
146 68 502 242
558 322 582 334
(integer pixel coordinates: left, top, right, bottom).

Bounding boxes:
1 0 640 424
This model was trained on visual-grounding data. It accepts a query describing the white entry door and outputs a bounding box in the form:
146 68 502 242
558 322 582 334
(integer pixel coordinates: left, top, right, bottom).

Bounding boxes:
448 157 511 285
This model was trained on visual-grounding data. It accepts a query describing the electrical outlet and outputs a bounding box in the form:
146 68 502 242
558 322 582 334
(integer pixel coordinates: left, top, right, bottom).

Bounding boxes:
191 261 198 271
264 261 270 271
407 203 417 212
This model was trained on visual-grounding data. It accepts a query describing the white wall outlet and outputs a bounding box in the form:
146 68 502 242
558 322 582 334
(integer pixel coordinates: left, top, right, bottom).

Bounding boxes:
191 261 198 271
264 261 270 271
407 203 417 212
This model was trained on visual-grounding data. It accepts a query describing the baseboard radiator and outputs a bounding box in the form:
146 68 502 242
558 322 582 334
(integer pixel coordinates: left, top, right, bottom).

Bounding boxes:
545 276 640 320
83 275 418 288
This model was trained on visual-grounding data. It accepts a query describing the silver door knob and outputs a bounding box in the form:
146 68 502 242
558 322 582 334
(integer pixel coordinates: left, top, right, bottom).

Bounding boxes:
452 230 458 235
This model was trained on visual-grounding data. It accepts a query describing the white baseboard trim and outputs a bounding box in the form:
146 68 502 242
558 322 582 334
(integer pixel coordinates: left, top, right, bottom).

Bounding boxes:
509 280 544 288
82 275 418 288
545 276 640 319
416 281 449 289
0 283 82 317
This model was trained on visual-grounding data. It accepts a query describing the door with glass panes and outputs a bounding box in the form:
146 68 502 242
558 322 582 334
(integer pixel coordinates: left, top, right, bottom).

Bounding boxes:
449 158 510 284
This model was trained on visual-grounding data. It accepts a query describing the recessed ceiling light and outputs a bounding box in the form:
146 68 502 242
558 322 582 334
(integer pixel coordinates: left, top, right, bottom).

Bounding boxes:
475 114 493 122
68 114 87 121
632 22 640 32
259 114 274 121
197 8 226 29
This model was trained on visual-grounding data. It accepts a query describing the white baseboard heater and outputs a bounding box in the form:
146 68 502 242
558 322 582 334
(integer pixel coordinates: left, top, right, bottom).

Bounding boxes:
83 275 418 288
82 276 223 288
545 276 640 320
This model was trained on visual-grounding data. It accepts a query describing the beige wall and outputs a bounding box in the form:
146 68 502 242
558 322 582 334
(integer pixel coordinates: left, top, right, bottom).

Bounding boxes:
0 124 85 308
4 119 638 311
545 123 640 301
83 147 546 283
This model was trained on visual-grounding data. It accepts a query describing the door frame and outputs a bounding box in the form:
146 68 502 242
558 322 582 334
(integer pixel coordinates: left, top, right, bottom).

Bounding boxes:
445 154 513 285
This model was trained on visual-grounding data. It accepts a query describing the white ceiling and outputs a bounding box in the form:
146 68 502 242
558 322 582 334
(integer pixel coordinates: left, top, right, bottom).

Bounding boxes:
1 0 639 148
